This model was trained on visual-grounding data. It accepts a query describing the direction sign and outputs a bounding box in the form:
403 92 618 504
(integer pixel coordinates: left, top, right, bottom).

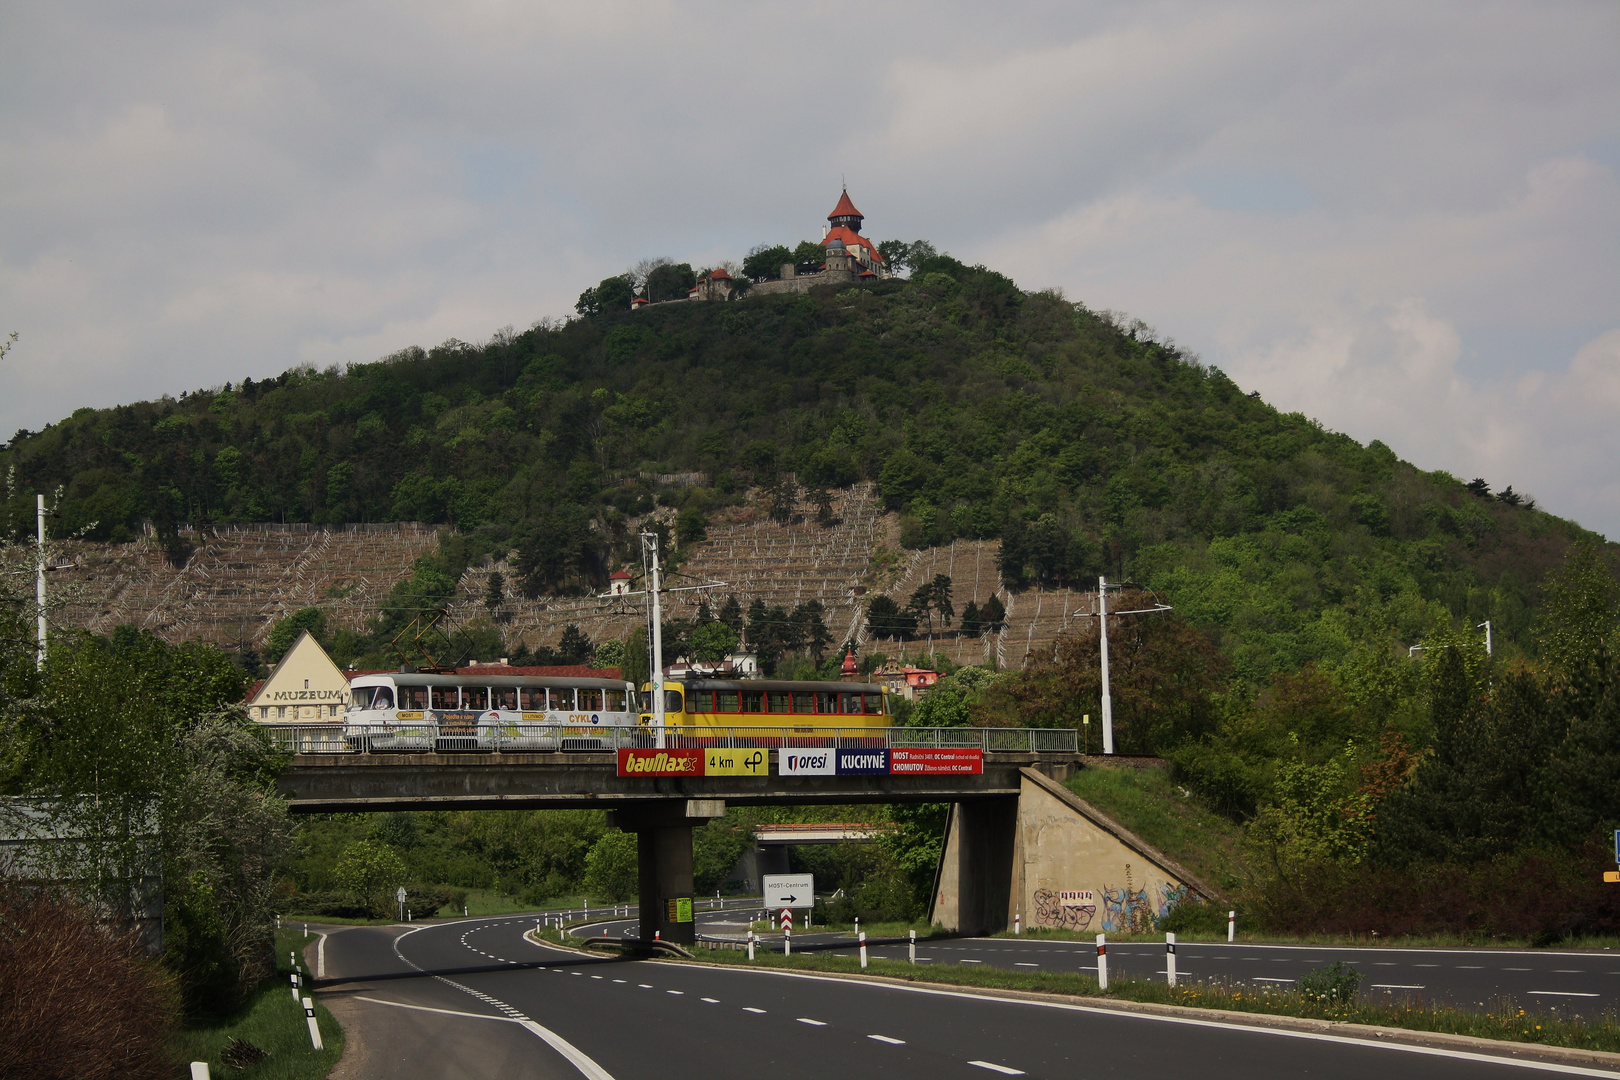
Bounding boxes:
396 887 407 903
763 873 814 909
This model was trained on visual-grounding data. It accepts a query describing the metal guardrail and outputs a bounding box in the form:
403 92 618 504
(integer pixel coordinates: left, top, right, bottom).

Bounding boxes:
263 723 1079 755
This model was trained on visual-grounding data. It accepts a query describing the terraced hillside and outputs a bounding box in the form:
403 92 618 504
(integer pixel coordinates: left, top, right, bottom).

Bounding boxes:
54 523 441 647
48 487 1091 671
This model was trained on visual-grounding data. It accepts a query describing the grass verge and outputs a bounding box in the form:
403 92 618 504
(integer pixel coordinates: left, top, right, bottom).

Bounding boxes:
1065 764 1244 890
173 930 344 1079
606 935 1620 1055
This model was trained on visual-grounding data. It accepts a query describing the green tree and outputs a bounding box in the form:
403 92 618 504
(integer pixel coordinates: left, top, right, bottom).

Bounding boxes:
644 263 697 303
593 638 626 668
791 240 825 271
980 595 1006 634
742 244 794 281
265 606 327 664
583 830 638 901
623 627 649 687
959 600 982 638
483 570 505 613
556 624 594 665
691 620 739 662
1535 539 1619 676
335 839 408 913
575 274 635 317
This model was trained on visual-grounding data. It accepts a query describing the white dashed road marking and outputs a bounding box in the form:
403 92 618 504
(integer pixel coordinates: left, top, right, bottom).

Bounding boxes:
868 1035 906 1045
969 1061 1025 1075
743 1007 766 1014
797 1018 827 1026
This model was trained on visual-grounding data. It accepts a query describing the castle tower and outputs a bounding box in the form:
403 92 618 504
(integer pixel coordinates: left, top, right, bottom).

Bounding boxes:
828 188 864 233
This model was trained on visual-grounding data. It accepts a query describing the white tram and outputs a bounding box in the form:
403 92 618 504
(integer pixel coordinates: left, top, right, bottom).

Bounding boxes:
344 672 639 751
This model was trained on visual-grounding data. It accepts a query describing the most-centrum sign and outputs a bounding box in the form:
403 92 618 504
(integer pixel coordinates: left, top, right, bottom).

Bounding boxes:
763 873 814 909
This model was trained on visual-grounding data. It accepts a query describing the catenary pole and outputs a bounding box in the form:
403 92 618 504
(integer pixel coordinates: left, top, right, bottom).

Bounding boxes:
1098 576 1113 755
645 533 666 749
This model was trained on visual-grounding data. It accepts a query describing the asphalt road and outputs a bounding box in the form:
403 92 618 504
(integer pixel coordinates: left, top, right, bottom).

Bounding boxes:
616 909 1620 1010
308 913 1620 1079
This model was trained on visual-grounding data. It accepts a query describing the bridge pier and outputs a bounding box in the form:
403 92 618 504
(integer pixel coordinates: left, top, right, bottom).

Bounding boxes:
609 799 725 946
945 797 1019 935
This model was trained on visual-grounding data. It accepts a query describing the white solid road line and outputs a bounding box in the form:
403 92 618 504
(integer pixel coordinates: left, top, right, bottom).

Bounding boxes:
868 1035 906 1045
969 1061 1026 1075
654 963 1620 1077
387 923 619 1080
1372 985 1426 990
317 932 328 979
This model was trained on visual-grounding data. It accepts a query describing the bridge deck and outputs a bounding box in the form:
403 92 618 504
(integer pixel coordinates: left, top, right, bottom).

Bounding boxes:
278 751 1082 812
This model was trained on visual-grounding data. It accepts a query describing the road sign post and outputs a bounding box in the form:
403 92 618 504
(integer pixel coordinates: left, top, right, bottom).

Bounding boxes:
763 874 814 910
396 886 406 923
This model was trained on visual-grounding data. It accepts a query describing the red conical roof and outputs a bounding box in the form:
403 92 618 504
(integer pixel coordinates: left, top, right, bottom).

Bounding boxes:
828 189 863 222
841 647 858 674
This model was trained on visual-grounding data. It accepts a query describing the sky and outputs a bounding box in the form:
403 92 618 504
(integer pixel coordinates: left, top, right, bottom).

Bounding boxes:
2 2 1617 534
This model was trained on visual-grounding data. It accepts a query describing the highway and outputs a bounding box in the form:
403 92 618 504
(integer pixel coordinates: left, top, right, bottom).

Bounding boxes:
569 908 1620 1010
308 913 1620 1079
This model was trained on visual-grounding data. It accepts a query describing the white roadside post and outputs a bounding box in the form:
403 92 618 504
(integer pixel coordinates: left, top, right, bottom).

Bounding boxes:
190 1063 211 1080
909 929 916 964
290 970 301 1003
1014 910 1021 935
784 925 792 957
859 931 868 969
303 997 323 1050
1227 910 1236 942
1165 932 1177 987
748 930 756 961
1095 934 1108 990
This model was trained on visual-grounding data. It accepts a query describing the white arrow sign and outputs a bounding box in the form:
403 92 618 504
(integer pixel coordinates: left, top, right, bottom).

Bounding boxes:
763 873 814 909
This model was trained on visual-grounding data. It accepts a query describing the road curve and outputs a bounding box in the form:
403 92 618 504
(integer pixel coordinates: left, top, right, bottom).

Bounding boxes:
308 914 1620 1079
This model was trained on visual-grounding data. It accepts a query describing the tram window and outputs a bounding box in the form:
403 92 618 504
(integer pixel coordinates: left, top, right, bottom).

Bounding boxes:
792 692 815 714
605 689 626 712
743 690 764 713
551 687 575 711
579 688 604 711
493 687 518 711
767 691 791 713
841 692 863 714
864 693 883 715
717 690 740 713
350 687 373 709
372 687 395 710
464 686 489 710
430 686 458 710
816 691 839 714
403 687 430 710
688 690 712 713
665 690 684 714
519 687 541 710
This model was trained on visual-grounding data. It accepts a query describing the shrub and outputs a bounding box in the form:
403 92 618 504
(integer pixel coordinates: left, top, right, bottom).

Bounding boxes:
1299 961 1363 1004
0 884 180 1080
1156 898 1232 936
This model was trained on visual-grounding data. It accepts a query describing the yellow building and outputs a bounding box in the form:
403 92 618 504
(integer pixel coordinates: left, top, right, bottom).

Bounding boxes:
246 630 350 722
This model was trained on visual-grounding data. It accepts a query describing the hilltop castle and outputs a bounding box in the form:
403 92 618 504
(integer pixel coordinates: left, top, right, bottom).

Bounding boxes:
684 189 892 303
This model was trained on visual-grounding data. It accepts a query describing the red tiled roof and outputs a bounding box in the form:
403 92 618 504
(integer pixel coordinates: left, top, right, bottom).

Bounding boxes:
823 226 885 262
340 665 624 680
243 679 264 702
828 189 863 221
708 267 732 280
610 570 633 579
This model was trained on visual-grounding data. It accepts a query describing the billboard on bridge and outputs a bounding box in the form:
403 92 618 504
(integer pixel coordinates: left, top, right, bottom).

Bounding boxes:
616 745 982 777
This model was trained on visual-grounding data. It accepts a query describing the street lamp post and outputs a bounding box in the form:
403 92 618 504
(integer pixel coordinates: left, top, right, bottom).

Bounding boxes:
644 533 666 749
1079 577 1173 756
36 495 47 669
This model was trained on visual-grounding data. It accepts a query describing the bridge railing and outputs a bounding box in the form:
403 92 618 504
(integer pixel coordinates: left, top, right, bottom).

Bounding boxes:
261 722 1078 755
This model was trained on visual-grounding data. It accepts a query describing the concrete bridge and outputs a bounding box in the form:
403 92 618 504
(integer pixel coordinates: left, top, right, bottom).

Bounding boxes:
273 730 1212 946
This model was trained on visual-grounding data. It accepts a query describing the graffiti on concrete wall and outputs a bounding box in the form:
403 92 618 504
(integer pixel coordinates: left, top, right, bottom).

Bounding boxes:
1033 888 1096 931
1158 881 1188 919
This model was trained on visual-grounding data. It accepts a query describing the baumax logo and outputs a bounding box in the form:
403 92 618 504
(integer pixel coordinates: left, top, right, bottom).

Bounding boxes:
617 748 703 777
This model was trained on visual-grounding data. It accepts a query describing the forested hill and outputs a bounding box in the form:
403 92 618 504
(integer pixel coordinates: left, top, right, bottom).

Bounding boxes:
0 254 1601 678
